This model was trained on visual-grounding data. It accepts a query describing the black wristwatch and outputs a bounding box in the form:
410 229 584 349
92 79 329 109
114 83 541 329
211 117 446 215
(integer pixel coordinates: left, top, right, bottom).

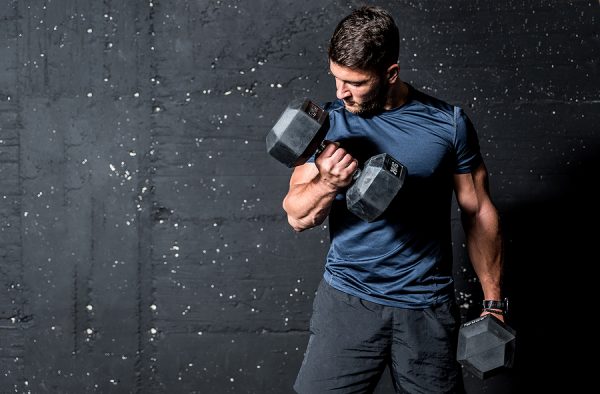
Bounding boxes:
482 298 509 314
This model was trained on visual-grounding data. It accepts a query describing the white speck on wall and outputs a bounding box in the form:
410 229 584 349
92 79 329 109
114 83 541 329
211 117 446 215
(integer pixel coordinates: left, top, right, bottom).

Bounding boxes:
86 305 93 311
87 28 92 33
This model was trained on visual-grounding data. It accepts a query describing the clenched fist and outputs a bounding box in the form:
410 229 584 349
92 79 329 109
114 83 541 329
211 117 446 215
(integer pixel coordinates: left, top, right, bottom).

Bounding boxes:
315 141 358 190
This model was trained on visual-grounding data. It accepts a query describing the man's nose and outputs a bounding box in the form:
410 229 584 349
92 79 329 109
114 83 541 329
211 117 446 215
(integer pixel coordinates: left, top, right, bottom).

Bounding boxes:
336 82 351 100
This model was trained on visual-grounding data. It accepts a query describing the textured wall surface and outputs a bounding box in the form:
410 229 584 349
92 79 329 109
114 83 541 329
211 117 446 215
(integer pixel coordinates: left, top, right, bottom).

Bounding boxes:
1 1 598 393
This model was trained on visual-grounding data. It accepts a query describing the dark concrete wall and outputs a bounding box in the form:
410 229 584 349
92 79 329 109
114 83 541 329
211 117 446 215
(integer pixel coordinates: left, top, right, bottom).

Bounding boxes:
0 1 598 393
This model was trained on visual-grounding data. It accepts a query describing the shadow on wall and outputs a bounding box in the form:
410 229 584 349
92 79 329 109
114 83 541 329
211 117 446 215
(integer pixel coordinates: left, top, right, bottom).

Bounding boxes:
454 143 599 393
494 146 598 392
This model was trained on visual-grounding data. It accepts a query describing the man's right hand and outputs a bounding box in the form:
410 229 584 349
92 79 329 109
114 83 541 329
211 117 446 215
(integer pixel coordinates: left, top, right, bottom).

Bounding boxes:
315 141 358 191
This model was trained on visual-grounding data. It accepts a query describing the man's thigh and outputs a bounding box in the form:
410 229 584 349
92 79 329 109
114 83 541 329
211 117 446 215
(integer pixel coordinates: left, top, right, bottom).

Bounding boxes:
390 301 464 394
294 281 392 394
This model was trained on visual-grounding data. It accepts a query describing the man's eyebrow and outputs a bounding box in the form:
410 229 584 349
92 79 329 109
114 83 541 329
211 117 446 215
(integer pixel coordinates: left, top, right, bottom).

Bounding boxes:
329 73 369 85
343 78 369 85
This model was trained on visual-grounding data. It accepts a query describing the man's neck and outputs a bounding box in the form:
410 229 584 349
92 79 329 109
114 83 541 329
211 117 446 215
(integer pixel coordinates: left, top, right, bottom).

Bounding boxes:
384 80 409 111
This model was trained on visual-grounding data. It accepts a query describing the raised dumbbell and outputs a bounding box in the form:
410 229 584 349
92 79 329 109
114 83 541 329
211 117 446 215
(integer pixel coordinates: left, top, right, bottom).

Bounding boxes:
456 314 516 379
266 98 407 222
345 152 406 222
266 98 329 168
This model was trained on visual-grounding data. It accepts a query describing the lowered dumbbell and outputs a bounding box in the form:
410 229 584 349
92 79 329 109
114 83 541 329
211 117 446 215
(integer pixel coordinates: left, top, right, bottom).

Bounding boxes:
266 98 407 222
456 313 516 379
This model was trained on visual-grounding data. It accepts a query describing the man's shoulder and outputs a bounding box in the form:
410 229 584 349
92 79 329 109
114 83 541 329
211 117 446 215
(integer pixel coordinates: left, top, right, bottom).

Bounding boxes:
407 84 456 118
323 99 345 113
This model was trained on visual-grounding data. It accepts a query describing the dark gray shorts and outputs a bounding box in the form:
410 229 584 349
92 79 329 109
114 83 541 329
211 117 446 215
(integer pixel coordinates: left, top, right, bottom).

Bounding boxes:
294 280 464 394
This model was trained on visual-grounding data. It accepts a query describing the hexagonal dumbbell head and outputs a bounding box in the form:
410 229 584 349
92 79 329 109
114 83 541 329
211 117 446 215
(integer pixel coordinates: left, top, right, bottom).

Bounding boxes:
457 314 516 379
346 153 407 222
266 99 329 168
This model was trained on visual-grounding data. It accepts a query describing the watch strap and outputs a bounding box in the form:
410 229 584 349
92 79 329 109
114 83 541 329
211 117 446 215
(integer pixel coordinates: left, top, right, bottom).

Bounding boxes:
482 298 508 313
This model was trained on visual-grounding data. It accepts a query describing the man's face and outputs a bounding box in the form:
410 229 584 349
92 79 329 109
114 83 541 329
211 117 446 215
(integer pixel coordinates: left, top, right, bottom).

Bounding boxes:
329 61 388 116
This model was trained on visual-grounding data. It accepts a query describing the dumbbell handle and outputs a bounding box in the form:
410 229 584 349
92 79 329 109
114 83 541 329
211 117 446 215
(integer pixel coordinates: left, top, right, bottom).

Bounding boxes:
314 140 328 157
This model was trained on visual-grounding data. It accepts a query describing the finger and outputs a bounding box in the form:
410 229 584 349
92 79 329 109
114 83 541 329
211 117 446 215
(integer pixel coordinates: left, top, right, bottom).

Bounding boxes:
319 140 341 158
335 153 355 169
339 158 359 179
480 310 505 322
346 158 359 173
329 146 349 163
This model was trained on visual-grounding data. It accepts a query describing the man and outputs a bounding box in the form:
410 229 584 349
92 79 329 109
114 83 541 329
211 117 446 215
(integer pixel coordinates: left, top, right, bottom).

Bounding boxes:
283 5 504 394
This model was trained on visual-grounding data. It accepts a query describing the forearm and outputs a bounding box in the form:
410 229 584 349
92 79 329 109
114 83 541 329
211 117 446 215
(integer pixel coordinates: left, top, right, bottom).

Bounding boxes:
463 204 503 300
283 176 338 232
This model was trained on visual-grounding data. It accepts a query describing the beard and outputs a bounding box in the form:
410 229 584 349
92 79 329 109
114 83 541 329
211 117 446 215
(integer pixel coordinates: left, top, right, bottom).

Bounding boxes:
345 78 389 117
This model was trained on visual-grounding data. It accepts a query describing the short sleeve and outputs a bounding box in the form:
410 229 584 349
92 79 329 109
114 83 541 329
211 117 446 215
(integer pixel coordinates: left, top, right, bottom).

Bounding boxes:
454 106 482 173
306 101 335 164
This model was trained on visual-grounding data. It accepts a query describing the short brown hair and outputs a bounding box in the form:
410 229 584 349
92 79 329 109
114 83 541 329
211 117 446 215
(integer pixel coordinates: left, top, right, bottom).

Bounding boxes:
328 6 399 72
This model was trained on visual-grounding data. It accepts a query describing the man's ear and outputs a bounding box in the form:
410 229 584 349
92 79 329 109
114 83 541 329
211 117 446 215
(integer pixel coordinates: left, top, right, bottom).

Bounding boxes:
386 64 400 83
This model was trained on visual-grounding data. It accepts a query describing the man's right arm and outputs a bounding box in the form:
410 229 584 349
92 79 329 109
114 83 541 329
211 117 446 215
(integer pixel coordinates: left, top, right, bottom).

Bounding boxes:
282 143 357 232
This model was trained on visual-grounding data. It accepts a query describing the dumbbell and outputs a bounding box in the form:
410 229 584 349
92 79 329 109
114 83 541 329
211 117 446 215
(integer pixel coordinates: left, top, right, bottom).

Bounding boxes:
456 314 516 379
266 98 329 168
266 98 407 222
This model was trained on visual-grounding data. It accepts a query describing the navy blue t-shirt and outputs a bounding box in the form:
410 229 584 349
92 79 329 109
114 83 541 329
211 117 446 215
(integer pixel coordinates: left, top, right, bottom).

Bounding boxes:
312 85 482 308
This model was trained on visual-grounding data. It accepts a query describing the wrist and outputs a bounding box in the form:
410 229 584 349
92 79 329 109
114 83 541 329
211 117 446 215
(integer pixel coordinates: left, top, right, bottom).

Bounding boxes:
482 298 509 315
314 174 340 194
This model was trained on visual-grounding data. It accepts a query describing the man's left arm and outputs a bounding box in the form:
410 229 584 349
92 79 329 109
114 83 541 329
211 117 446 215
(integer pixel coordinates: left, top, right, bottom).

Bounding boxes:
454 162 504 321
